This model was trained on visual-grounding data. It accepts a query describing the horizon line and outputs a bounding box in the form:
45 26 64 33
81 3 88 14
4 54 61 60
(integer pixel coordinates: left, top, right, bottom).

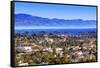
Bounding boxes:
15 26 96 30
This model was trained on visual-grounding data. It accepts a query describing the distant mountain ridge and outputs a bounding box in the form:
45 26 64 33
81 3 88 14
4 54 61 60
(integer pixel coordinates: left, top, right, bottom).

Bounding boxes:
15 14 96 28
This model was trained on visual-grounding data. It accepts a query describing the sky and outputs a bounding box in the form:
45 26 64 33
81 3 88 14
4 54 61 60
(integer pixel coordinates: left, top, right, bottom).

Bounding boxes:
14 2 96 20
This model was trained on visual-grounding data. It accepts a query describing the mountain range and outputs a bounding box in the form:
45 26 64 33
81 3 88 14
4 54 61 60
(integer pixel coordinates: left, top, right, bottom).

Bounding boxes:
15 14 96 28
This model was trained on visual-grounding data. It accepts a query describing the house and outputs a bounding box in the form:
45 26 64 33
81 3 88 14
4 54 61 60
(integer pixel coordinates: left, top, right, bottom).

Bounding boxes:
56 48 63 54
19 62 29 66
42 47 53 52
89 41 96 48
45 37 54 44
16 46 32 53
75 51 83 56
82 42 96 48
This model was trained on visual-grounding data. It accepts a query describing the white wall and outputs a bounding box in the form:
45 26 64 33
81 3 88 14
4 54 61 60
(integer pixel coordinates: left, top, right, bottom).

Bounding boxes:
0 0 99 68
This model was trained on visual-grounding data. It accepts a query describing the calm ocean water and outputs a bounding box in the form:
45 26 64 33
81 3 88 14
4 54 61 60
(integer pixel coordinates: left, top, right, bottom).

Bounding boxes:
15 28 96 35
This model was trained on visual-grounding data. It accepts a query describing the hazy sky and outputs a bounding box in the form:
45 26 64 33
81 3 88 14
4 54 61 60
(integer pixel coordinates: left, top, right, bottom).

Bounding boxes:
14 2 96 20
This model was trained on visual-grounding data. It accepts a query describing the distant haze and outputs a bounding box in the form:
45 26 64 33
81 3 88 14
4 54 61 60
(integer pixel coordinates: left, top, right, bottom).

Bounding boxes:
15 14 96 29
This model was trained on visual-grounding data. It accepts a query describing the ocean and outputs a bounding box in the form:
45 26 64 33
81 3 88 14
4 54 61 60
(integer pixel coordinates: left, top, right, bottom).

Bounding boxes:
15 28 96 35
